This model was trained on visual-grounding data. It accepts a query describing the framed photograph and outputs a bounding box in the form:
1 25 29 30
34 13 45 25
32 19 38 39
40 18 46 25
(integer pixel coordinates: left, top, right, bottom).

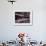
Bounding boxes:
15 10 32 26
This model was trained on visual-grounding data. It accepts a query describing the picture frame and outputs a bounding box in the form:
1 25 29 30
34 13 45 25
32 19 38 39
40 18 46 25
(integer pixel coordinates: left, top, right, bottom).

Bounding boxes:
14 10 33 26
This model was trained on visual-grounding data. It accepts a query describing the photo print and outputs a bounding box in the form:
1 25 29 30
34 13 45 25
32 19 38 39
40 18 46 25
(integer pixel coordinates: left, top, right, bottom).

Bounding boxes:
15 12 30 23
15 10 32 26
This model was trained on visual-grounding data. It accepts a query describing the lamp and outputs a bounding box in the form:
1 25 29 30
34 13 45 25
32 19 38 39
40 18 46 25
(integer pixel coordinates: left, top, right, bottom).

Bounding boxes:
8 0 16 4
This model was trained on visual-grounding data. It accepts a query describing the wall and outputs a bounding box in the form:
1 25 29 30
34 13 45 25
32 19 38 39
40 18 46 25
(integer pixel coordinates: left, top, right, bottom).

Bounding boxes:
0 0 46 41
